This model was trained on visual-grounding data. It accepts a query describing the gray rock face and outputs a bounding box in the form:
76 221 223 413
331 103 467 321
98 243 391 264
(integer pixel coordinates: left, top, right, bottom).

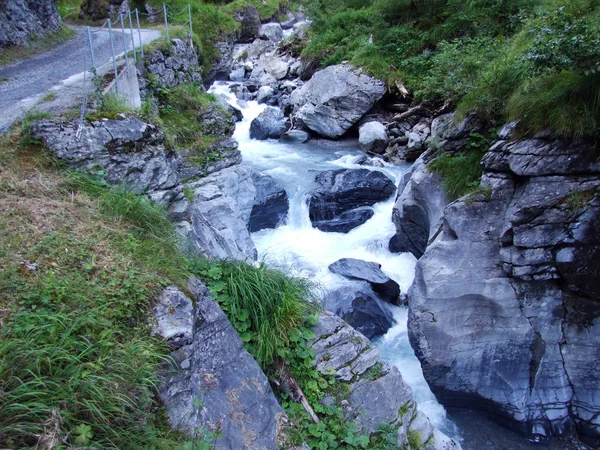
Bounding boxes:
31 117 181 193
157 279 284 449
186 165 258 261
249 172 289 232
323 286 395 339
359 122 388 154
309 169 395 233
329 258 400 304
153 286 194 349
141 39 203 97
259 54 289 80
250 107 288 140
234 5 261 43
310 312 461 449
290 64 386 138
390 152 449 258
256 86 275 104
0 0 62 48
259 23 284 42
408 135 600 445
430 112 482 152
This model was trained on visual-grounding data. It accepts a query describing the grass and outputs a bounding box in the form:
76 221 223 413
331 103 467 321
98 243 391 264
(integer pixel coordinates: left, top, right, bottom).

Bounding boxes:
0 121 326 448
0 26 76 67
221 0 289 21
0 128 199 448
429 149 487 201
40 92 57 103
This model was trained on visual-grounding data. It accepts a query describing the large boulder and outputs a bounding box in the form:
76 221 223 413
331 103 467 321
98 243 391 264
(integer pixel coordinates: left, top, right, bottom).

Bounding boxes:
250 107 288 140
324 287 394 339
249 172 289 232
290 64 386 138
183 166 258 261
309 311 461 449
359 122 388 154
0 0 62 48
389 152 449 258
234 5 261 43
308 169 395 233
259 54 289 80
259 23 283 42
31 117 181 194
408 135 600 445
156 279 284 449
329 258 400 304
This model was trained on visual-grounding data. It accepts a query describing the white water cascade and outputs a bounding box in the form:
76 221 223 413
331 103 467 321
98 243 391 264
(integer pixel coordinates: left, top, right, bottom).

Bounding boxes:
210 81 459 438
209 82 585 450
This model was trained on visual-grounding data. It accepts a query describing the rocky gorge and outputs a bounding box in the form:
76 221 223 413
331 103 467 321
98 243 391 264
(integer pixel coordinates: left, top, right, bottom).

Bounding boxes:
18 4 599 450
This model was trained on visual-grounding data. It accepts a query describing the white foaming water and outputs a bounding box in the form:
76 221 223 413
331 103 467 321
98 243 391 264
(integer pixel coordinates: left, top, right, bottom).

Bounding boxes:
210 81 460 438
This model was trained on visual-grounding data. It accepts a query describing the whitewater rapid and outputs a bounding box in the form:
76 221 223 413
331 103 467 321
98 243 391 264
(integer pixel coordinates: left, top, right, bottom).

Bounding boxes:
209 81 460 438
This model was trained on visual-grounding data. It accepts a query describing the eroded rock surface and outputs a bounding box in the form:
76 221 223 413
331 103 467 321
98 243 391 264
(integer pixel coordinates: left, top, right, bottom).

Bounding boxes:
408 134 600 445
156 279 284 450
310 312 461 449
329 258 400 304
0 0 62 48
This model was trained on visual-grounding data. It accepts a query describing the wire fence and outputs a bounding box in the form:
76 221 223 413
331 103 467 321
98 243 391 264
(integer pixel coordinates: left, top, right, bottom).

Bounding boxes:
77 3 193 137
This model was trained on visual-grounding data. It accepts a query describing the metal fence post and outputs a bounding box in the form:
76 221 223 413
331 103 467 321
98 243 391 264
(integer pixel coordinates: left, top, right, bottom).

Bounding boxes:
188 3 193 38
135 9 144 59
163 3 170 41
86 26 96 70
108 19 120 93
128 10 137 63
119 15 129 74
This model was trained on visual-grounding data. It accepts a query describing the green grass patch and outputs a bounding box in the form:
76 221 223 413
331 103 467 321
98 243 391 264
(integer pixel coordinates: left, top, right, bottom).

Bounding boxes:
428 132 495 200
221 0 289 21
562 188 599 211
0 26 76 67
40 92 57 103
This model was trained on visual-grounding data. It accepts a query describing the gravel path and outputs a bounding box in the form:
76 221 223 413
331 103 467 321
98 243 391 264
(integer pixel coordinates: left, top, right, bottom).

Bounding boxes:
0 25 162 134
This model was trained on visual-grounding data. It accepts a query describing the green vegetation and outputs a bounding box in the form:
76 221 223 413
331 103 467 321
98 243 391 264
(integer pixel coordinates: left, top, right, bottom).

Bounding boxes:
407 429 423 450
429 132 495 199
0 26 75 67
221 0 289 21
563 188 599 211
0 130 212 448
299 0 600 138
41 92 57 103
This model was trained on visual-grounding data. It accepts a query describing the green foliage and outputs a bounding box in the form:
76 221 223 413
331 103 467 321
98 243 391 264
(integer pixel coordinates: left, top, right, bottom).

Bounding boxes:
369 423 399 450
407 429 423 450
429 133 494 200
221 0 290 21
562 188 599 211
300 0 600 137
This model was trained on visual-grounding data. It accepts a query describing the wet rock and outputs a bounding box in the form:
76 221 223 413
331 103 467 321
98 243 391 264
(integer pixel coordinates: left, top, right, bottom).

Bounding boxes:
309 169 395 232
229 67 246 82
249 172 289 232
259 23 283 42
280 130 309 143
390 152 449 258
329 258 400 304
256 86 275 104
291 64 386 138
324 286 394 339
250 107 288 140
158 279 284 449
0 0 61 47
311 208 375 233
359 122 388 154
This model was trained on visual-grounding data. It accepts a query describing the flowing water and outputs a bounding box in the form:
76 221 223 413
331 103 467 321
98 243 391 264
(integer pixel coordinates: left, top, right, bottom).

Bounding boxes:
209 81 586 450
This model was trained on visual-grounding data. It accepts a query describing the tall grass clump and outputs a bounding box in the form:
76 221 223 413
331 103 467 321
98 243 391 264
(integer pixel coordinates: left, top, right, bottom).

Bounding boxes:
193 260 319 366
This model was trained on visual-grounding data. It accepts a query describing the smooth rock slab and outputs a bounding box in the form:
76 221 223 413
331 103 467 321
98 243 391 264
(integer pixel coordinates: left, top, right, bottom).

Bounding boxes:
329 258 400 304
324 286 395 339
157 279 284 450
